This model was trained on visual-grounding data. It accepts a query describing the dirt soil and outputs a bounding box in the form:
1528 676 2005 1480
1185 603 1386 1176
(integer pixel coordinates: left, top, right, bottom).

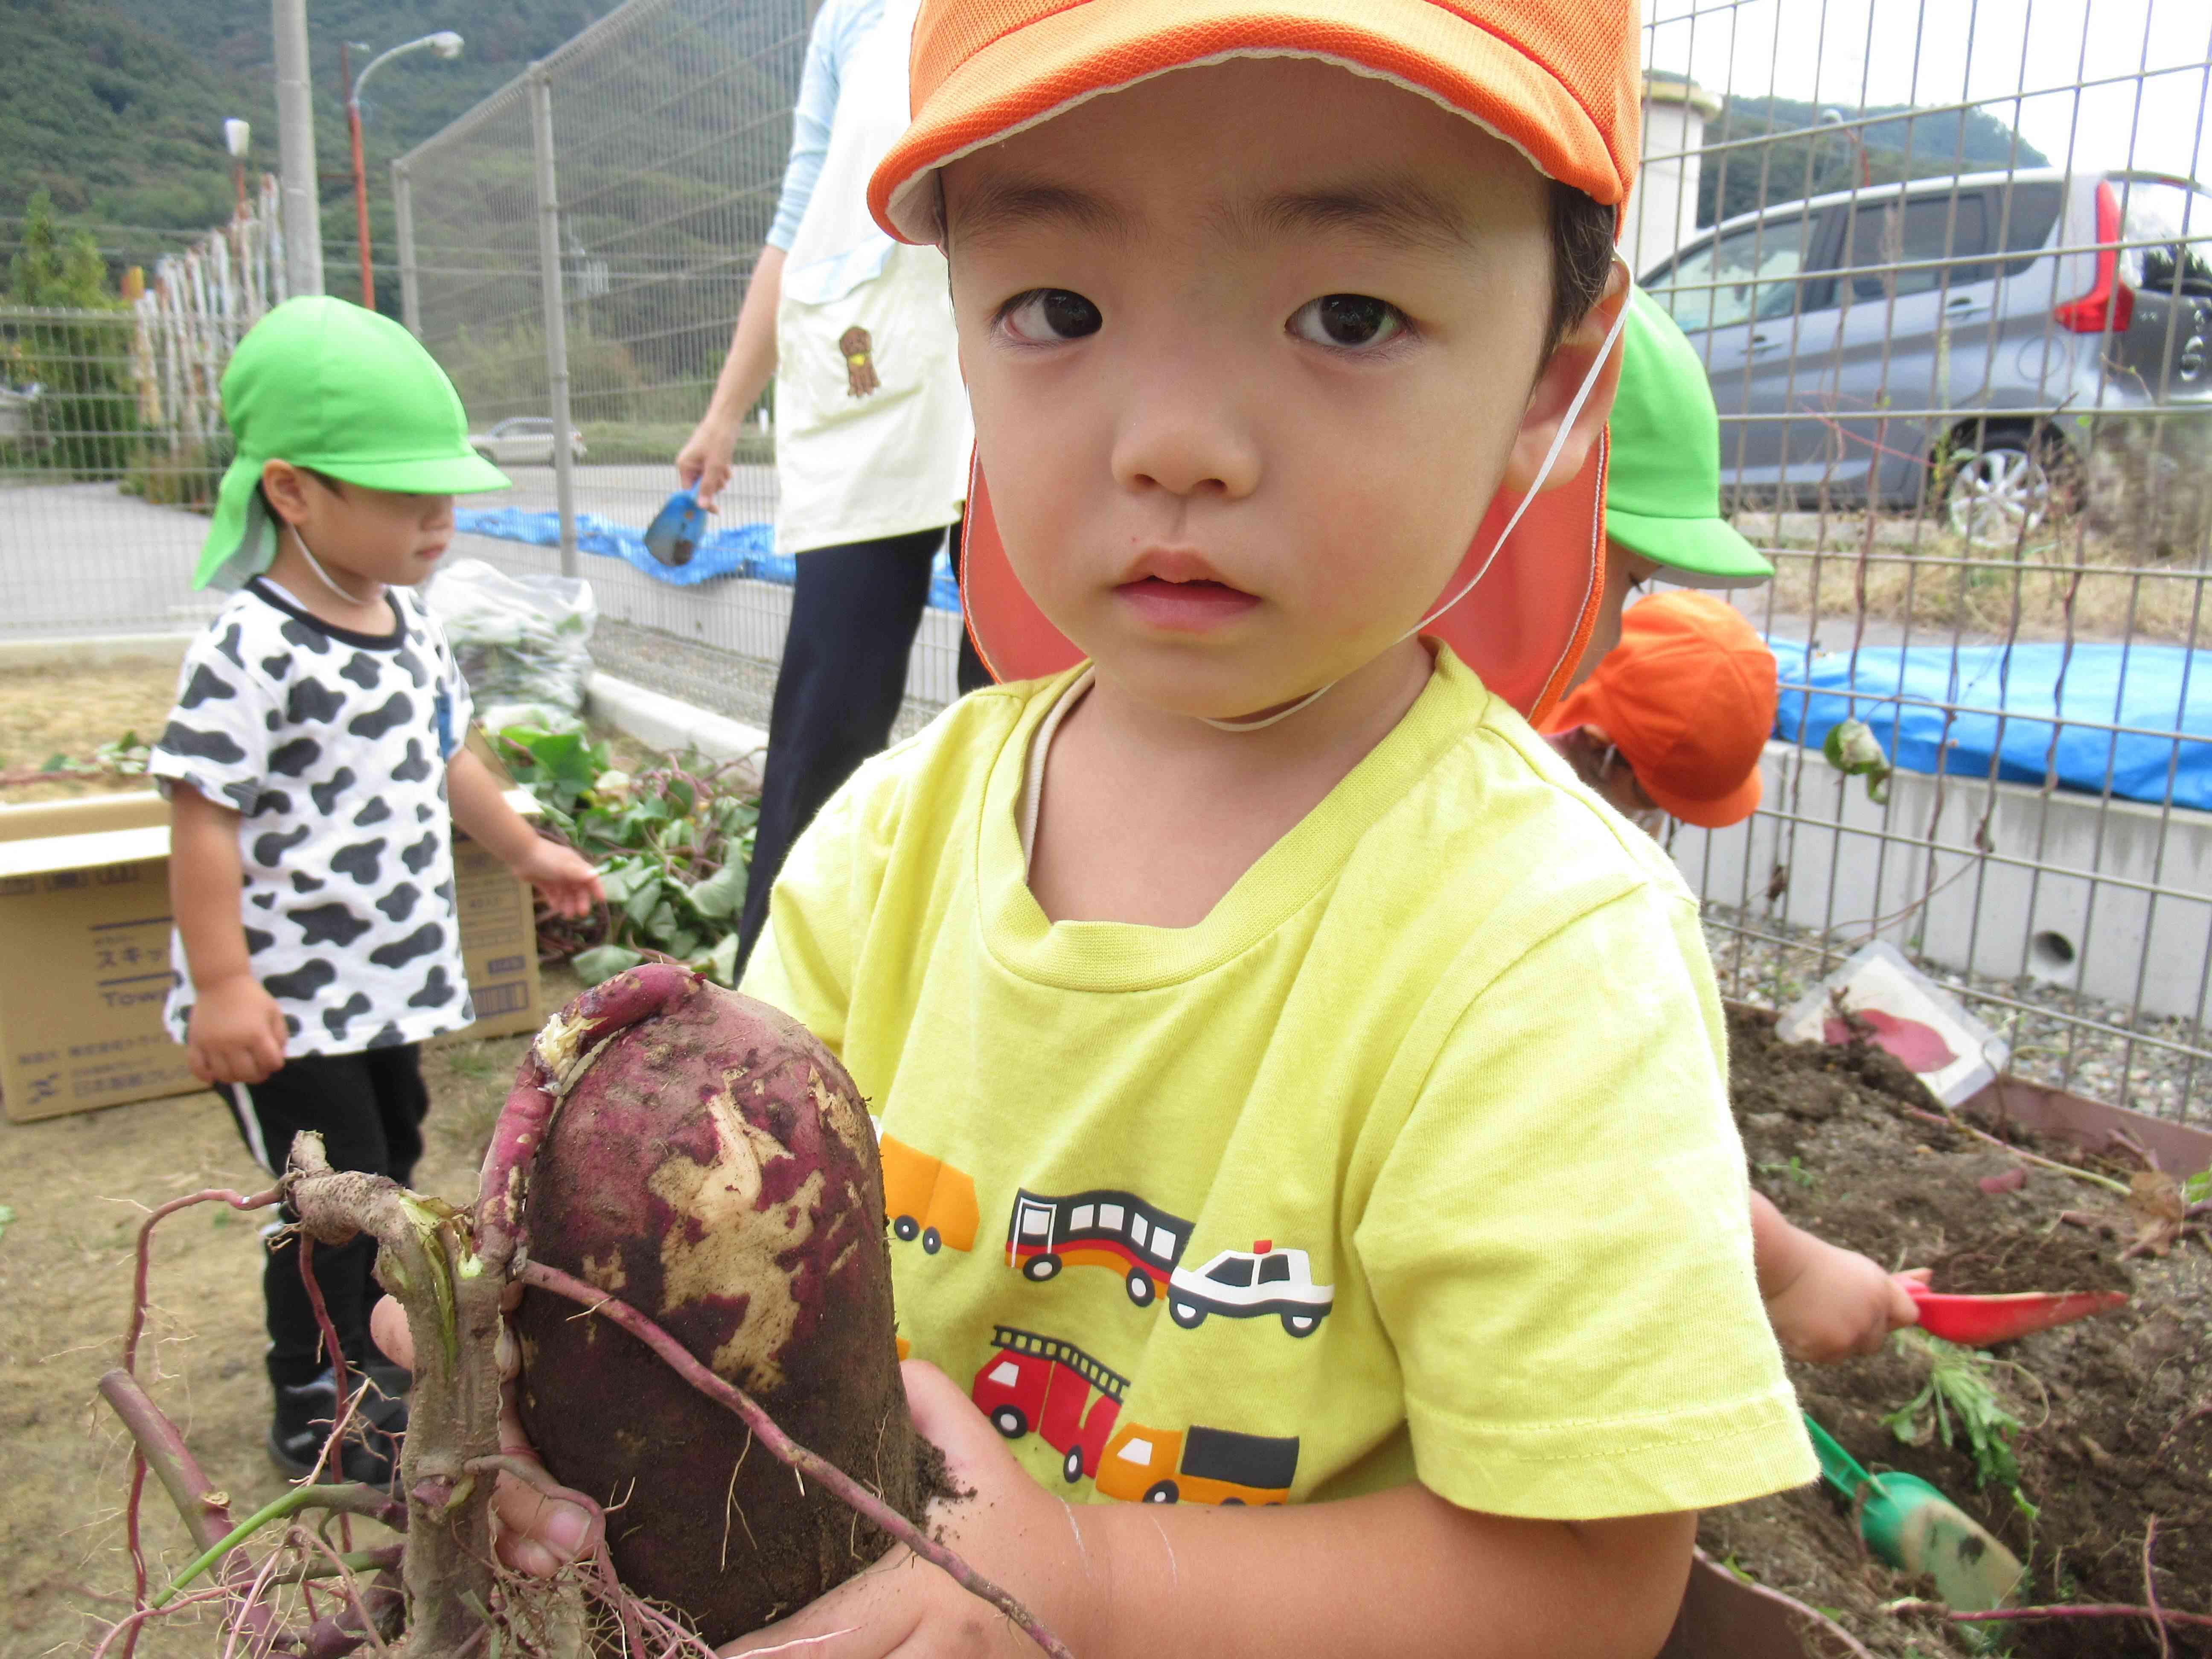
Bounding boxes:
1703 1007 2212 1659
0 662 183 803
0 963 581 1659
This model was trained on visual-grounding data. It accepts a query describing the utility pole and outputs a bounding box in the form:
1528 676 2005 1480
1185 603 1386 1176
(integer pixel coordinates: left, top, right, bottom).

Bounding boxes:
274 0 324 297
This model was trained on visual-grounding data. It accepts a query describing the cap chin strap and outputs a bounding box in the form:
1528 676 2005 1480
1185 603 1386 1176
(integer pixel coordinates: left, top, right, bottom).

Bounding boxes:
1199 264 1635 735
291 527 375 606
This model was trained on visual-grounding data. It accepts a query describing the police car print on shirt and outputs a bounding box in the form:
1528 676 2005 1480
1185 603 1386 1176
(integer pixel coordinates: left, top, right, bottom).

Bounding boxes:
148 577 476 1059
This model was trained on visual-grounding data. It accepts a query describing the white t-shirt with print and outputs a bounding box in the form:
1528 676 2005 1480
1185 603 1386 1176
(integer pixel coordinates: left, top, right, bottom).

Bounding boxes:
149 577 477 1057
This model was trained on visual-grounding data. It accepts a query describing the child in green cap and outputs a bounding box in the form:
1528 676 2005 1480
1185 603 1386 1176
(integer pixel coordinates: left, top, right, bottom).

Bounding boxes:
151 297 603 1485
1552 290 1924 1365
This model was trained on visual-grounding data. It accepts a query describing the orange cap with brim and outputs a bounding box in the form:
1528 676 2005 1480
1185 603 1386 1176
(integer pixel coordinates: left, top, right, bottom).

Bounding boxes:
869 0 1644 722
1545 592 1779 830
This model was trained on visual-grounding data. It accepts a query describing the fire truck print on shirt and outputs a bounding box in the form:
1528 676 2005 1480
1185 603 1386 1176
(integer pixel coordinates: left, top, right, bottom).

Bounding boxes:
148 577 476 1058
969 1328 1302 1505
879 1136 1324 1503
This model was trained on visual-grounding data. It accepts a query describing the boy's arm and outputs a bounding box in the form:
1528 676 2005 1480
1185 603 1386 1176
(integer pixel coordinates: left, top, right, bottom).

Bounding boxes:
1750 1189 1924 1362
169 783 288 1086
725 1358 1693 1659
446 746 602 919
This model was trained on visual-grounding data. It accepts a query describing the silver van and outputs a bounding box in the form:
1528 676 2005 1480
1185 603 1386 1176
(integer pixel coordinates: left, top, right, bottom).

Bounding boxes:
1639 169 2212 541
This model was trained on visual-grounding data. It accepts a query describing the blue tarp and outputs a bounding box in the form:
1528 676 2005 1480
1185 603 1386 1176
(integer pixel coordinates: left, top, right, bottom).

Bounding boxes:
1770 640 2212 811
454 507 961 611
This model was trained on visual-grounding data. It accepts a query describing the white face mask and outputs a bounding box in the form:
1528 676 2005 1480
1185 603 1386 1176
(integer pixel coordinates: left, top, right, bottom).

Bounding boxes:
1202 260 1635 733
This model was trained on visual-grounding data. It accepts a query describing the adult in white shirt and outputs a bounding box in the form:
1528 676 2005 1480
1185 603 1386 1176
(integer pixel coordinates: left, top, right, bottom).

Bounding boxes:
677 0 987 973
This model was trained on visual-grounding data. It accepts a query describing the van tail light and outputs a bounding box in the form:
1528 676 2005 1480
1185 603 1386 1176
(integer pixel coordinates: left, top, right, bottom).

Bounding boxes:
2053 178 2136 334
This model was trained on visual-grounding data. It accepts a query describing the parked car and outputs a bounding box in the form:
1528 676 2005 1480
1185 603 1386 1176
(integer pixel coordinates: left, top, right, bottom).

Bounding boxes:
1640 169 2212 542
467 415 586 466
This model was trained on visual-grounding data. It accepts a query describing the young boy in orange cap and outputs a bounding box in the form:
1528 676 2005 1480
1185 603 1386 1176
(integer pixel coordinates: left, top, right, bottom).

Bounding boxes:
1547 592 1927 1364
1548 590 1777 834
1547 291 1927 1370
420 1 1823 1648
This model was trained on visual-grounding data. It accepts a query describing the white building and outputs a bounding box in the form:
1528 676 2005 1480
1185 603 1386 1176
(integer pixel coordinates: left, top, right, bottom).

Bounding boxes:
1630 72 1723 282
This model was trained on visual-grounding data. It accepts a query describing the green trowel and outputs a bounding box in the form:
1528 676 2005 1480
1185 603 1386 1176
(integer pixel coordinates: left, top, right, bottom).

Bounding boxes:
1803 1413 2024 1611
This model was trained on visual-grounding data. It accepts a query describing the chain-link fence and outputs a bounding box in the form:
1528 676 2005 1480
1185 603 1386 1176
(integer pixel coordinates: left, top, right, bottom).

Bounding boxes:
3 0 2209 1125
392 0 969 724
1633 1 2212 1122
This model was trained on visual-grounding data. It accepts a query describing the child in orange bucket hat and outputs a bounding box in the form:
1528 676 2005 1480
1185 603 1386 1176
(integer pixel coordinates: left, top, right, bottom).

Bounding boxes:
480 2 1821 1650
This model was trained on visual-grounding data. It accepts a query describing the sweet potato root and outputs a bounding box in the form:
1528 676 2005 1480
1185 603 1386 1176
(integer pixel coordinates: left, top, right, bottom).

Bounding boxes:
509 968 918 1643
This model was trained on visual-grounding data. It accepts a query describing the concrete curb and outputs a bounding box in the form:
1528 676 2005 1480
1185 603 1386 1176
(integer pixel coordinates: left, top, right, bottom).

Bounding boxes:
0 634 194 669
584 673 768 789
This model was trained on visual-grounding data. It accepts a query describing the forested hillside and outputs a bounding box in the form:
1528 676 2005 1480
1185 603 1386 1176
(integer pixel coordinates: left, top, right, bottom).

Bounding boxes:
0 0 619 288
1694 91 2050 226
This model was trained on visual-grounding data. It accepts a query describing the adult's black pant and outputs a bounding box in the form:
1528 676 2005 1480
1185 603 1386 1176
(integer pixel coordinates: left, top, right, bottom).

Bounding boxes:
735 520 991 975
214 1045 428 1389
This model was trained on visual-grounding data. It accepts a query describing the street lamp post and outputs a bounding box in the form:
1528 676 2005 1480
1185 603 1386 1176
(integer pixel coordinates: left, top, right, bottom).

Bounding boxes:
224 119 251 220
1819 107 1872 190
346 30 462 310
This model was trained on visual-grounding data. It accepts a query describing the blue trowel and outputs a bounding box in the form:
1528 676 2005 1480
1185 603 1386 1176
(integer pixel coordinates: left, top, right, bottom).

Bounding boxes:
644 488 705 567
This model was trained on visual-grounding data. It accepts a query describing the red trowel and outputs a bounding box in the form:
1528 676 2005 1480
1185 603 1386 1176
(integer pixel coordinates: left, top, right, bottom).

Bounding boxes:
1903 1280 2127 1347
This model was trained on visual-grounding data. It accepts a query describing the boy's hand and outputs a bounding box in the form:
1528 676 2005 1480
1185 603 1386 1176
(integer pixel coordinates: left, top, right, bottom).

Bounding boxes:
1766 1241 1929 1364
722 1361 1100 1659
186 976 289 1085
513 840 604 919
367 1296 604 1575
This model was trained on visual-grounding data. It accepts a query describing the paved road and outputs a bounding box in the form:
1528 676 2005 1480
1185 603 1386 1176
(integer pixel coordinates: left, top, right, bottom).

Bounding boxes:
1 482 224 639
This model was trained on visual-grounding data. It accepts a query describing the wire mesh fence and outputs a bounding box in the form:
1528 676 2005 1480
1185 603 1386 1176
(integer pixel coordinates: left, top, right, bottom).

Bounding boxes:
1 0 2208 1123
1634 0 2212 1122
393 0 968 715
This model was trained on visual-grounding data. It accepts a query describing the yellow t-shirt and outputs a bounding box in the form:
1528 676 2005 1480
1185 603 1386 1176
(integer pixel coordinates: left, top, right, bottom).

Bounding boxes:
742 649 1816 1519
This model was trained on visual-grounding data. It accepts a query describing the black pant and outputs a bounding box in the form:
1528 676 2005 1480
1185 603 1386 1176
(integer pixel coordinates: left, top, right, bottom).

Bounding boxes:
215 1045 428 1391
736 521 991 973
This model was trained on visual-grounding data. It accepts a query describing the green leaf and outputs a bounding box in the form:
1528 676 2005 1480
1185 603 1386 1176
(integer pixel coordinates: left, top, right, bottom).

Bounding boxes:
0 1203 15 1243
1822 718 1894 804
572 945 645 987
663 927 701 962
685 857 749 920
702 933 740 987
622 875 664 932
2183 1167 2209 1206
599 859 648 907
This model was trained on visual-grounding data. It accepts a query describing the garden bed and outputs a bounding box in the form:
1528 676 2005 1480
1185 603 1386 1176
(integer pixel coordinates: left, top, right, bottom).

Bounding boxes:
1690 1007 2211 1659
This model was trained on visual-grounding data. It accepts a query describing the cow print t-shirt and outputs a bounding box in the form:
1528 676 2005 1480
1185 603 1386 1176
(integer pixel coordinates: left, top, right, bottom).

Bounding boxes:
150 577 477 1056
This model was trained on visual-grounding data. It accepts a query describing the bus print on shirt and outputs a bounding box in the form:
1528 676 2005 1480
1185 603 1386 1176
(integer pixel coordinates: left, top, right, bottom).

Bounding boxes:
1004 1187 1194 1307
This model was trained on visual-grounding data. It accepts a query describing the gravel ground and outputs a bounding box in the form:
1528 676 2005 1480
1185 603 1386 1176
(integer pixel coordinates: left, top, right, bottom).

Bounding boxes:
588 616 949 742
1703 903 2211 1127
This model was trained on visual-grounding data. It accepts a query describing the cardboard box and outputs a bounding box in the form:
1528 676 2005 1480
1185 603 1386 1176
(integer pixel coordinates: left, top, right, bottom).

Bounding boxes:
0 790 541 1123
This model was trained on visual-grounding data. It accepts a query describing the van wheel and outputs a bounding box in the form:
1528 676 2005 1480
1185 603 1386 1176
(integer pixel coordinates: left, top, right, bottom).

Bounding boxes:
893 1216 919 1242
1144 1481 1179 1504
1938 425 2078 547
922 1227 942 1254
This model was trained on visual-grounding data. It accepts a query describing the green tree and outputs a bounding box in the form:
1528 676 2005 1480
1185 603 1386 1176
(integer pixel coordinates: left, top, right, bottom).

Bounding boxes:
7 187 113 307
3 186 138 475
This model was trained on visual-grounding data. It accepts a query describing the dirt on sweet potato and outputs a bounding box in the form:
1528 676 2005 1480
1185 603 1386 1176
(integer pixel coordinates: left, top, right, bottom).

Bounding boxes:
1702 1006 2212 1659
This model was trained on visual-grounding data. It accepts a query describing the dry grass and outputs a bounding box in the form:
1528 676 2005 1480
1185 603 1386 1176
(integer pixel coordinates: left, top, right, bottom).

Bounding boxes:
1752 516 2211 645
0 661 181 802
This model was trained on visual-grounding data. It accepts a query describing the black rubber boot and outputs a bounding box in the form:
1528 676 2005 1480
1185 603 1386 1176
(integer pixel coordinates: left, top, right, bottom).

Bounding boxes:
267 1369 406 1488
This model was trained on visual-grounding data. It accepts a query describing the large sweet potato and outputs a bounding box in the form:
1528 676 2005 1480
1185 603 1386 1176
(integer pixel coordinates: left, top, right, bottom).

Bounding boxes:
508 968 917 1642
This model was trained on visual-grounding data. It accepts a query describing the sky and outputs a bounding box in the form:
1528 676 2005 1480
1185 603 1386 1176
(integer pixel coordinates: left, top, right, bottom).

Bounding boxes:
1645 0 2212 184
